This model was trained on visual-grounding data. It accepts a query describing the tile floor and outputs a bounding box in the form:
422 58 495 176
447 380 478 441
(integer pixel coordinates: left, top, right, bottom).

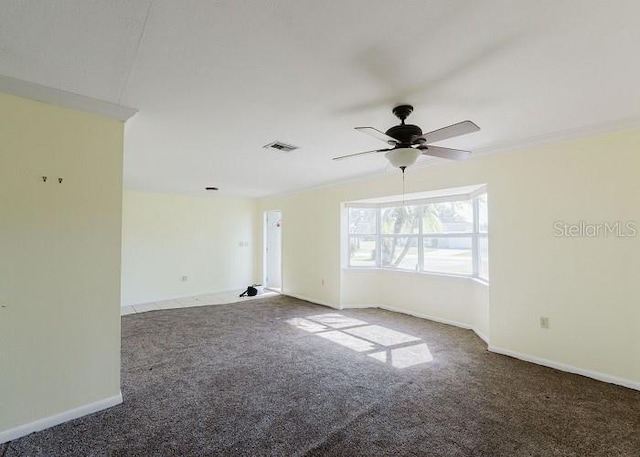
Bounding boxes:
121 289 278 316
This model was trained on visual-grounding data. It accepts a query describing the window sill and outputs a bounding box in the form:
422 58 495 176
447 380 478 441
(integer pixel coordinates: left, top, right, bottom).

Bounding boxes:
472 277 490 286
343 266 488 283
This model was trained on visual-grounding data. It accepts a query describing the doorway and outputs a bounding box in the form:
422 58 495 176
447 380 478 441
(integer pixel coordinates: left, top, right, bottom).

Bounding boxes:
264 210 282 292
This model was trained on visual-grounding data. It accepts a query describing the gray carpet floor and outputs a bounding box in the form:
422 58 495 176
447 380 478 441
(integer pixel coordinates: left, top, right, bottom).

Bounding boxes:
3 295 639 456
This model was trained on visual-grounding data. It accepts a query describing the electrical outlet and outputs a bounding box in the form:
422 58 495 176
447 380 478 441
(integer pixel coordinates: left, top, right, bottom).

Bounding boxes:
182 276 188 282
540 316 549 329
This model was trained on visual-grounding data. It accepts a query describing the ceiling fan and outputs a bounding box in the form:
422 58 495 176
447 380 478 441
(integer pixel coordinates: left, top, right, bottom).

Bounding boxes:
333 105 480 172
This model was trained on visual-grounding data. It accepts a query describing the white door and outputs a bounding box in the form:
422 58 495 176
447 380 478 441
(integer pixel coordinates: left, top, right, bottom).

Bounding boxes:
264 211 282 291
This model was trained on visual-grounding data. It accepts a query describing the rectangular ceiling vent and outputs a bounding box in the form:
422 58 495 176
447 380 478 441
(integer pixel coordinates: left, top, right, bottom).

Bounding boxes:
263 141 299 153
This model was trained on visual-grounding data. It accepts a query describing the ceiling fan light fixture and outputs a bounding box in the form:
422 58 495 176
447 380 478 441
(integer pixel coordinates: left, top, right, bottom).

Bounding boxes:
385 148 421 169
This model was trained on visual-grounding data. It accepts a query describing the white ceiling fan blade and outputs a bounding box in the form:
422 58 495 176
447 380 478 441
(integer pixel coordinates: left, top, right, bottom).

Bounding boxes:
355 127 399 145
418 145 472 161
332 148 392 161
415 120 480 144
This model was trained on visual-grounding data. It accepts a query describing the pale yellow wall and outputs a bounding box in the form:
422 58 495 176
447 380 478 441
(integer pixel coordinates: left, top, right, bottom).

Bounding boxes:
121 190 255 305
341 269 482 327
0 93 123 432
470 280 490 341
258 129 640 385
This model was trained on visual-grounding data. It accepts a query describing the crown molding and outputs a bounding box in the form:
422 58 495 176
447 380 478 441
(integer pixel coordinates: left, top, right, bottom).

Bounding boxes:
0 74 137 121
476 114 640 157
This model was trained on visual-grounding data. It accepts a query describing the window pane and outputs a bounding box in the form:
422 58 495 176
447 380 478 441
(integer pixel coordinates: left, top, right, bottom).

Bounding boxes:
423 200 473 234
380 236 418 270
478 234 489 279
478 193 488 233
348 208 377 234
349 235 376 267
381 206 419 234
423 236 472 275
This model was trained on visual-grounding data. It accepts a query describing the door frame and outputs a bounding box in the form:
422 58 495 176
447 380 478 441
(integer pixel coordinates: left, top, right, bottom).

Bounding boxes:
263 210 282 292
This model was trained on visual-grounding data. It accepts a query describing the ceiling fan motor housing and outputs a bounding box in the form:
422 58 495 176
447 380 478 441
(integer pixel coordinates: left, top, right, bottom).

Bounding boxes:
385 124 423 146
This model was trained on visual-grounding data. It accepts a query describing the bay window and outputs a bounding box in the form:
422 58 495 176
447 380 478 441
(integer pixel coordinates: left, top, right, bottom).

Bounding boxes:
346 187 488 280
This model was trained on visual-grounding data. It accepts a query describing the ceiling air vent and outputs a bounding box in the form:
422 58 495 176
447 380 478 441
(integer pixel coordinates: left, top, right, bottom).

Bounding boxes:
263 141 299 153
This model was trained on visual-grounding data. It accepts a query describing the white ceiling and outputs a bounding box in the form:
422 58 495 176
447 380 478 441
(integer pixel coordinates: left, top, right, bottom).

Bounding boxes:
2 1 640 197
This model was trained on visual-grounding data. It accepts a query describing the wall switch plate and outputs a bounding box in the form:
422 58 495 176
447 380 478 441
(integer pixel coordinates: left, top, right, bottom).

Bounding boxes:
540 316 550 329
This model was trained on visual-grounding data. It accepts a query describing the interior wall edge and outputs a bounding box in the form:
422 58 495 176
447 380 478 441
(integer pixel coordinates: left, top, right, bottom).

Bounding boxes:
488 346 640 392
472 329 490 344
282 293 340 310
0 392 123 445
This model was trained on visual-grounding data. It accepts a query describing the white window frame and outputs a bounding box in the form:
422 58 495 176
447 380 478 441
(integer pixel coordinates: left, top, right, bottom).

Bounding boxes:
345 187 488 280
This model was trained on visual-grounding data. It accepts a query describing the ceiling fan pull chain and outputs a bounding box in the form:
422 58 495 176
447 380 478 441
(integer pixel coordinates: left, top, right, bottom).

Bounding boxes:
402 167 406 205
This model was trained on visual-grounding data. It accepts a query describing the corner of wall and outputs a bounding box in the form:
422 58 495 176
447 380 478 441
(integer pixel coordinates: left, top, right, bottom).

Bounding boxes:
0 392 123 444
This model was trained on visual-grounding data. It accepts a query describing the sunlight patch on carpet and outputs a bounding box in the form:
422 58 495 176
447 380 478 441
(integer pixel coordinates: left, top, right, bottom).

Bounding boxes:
369 343 433 369
287 313 434 369
306 313 368 329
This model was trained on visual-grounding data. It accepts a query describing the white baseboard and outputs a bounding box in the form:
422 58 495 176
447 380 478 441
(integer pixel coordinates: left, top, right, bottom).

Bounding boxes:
283 293 340 310
488 346 640 391
472 329 490 344
377 305 473 330
340 303 379 309
0 392 123 444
